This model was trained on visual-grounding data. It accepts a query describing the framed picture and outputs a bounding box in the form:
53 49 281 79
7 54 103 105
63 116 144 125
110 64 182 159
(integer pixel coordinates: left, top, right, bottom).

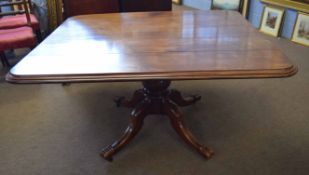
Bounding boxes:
172 0 182 5
292 13 309 46
241 0 250 18
211 0 242 11
260 6 285 37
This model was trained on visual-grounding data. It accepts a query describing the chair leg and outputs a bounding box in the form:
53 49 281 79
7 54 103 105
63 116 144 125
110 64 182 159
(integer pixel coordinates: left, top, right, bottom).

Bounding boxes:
36 30 43 43
0 52 10 68
0 55 5 67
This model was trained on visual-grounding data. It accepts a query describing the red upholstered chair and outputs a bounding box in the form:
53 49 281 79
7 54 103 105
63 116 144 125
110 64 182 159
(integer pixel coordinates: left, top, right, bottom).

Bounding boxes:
0 0 37 67
0 0 41 41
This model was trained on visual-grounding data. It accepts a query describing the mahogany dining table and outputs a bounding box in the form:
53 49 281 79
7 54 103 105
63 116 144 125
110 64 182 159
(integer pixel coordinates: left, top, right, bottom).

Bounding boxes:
6 11 297 161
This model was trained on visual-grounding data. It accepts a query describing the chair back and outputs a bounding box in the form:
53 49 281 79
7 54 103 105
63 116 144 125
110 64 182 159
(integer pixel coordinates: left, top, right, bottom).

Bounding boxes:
0 0 32 26
12 0 33 12
121 0 172 12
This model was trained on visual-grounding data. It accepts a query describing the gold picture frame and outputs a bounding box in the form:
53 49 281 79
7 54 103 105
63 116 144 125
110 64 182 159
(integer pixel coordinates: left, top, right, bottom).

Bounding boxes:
242 0 250 18
261 0 309 14
292 13 309 46
260 6 285 37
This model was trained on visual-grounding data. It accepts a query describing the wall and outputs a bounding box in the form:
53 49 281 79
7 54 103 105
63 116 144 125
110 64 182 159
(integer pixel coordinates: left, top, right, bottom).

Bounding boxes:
281 9 298 39
247 0 298 39
248 0 264 28
183 0 299 39
183 0 211 10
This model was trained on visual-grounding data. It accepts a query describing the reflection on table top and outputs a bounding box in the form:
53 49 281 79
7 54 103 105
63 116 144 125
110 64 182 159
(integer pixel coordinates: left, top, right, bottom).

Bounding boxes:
6 11 297 83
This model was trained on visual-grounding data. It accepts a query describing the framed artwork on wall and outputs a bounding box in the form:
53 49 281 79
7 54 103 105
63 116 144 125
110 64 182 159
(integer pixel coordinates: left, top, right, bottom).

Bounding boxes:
260 6 285 37
242 0 250 18
211 0 242 11
172 0 182 5
292 13 309 46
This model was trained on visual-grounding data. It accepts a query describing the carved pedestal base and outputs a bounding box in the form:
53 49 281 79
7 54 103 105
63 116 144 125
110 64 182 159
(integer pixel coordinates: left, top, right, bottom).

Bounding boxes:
100 80 214 161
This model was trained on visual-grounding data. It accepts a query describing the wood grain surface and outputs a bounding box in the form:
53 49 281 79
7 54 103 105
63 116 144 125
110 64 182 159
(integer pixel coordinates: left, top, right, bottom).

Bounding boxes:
6 11 297 83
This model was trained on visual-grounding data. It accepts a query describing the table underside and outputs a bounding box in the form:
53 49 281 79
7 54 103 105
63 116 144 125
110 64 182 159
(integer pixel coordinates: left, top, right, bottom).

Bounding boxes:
101 79 213 161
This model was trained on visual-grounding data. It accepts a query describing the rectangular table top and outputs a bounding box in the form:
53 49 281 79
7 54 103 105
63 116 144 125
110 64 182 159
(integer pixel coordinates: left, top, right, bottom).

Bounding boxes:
6 11 297 83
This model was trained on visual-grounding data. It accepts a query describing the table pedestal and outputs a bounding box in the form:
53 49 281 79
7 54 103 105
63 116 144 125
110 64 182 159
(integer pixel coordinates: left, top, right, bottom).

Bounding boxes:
100 80 214 161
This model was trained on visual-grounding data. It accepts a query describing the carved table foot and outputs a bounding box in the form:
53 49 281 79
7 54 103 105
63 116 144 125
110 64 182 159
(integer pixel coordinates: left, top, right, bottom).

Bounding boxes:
101 80 213 161
163 100 214 159
100 100 150 161
169 89 201 107
114 89 144 108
